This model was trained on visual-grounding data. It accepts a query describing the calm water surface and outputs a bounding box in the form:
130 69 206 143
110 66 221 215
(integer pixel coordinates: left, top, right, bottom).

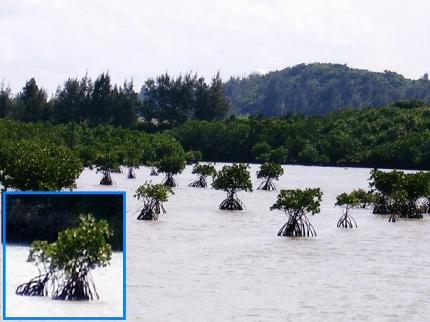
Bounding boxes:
2 164 429 321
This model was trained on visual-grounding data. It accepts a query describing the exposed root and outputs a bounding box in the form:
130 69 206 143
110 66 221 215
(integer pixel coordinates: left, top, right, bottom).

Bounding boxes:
16 273 51 297
388 213 397 223
337 209 357 228
163 174 176 187
373 200 390 214
189 177 207 188
219 194 244 210
52 272 99 301
278 214 316 237
150 167 159 176
100 171 113 185
257 179 276 191
127 167 136 179
137 201 166 220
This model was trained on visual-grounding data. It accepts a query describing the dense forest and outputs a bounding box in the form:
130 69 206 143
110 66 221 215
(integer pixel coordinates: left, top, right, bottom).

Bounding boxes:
0 102 429 170
172 105 430 169
2 64 430 128
225 63 430 116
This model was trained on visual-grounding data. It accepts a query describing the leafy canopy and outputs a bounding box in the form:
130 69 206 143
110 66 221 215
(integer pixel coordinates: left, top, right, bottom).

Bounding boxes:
31 214 112 276
192 163 216 178
134 182 173 203
271 188 322 216
257 162 284 180
335 192 360 208
212 163 252 193
0 139 82 191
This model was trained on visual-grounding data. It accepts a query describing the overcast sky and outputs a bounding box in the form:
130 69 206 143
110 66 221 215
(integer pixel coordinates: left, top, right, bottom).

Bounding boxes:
1 0 429 95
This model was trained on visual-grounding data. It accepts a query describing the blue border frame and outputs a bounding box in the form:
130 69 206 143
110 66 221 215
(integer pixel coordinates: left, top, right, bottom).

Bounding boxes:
2 191 126 320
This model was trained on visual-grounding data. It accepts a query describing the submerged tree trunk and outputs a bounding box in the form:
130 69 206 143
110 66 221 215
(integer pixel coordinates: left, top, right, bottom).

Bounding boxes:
219 192 244 210
337 208 357 229
150 167 158 176
137 201 166 220
100 170 113 185
127 167 136 179
278 213 316 237
53 270 99 301
257 178 276 191
189 176 207 188
163 173 176 187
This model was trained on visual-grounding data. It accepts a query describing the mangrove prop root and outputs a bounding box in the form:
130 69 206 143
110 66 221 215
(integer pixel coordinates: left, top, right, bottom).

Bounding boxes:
257 179 276 191
189 177 207 188
150 168 159 176
137 205 158 220
127 167 136 179
53 272 99 301
16 273 51 297
373 201 390 214
388 213 397 223
163 174 177 187
100 172 113 185
137 201 166 220
337 211 357 229
219 194 244 210
278 214 316 237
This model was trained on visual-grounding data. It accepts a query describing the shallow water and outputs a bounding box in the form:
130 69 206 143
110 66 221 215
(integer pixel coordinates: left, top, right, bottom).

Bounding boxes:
3 164 430 321
3 247 123 318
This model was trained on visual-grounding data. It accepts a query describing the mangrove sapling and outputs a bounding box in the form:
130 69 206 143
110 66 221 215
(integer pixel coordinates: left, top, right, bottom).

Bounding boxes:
212 163 252 210
94 151 121 185
156 155 186 187
16 215 112 301
134 182 173 220
270 188 322 237
256 162 284 191
335 192 359 228
123 145 141 179
369 169 404 214
189 163 216 188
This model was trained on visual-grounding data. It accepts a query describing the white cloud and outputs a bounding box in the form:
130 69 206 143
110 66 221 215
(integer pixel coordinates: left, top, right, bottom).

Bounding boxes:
1 0 429 94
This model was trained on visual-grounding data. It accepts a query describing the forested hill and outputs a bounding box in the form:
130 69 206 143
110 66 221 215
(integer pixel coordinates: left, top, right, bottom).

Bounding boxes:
224 63 430 116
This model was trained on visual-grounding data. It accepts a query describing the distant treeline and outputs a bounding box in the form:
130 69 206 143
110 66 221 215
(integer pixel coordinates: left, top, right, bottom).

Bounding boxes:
0 103 429 170
225 63 430 116
2 64 430 129
172 105 430 169
0 71 229 129
5 194 123 250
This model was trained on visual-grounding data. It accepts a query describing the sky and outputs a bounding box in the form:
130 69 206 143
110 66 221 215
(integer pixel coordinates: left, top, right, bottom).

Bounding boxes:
1 0 429 95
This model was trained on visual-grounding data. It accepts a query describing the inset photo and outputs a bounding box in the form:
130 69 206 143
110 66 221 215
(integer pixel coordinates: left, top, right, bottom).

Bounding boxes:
2 191 126 320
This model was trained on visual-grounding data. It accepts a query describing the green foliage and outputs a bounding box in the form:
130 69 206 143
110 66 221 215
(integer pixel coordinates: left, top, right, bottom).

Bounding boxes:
185 150 203 164
33 214 112 275
173 105 430 168
335 192 360 208
257 162 284 180
141 72 230 126
271 188 322 216
93 150 121 173
156 154 186 176
0 139 83 191
212 163 253 193
134 182 173 203
192 163 216 178
370 169 430 218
